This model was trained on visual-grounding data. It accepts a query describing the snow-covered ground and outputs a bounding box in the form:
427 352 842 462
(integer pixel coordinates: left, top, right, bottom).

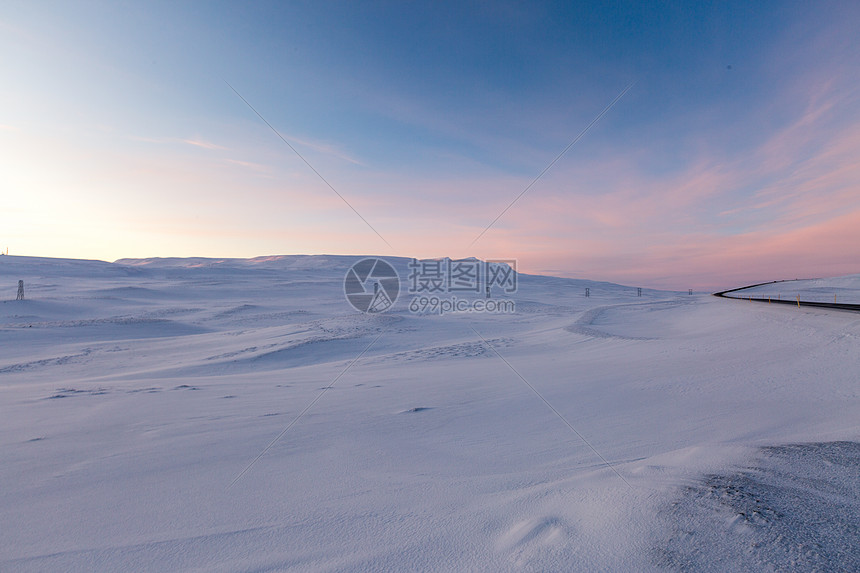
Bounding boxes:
1 255 859 571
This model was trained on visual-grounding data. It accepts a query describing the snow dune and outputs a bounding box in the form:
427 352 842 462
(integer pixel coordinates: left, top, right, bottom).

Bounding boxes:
1 255 858 571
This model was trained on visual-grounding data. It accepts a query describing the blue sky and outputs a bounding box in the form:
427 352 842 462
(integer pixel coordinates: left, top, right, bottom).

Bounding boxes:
2 1 859 288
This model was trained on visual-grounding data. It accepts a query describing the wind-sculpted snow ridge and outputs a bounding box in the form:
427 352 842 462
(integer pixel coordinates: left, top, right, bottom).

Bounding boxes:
653 441 860 571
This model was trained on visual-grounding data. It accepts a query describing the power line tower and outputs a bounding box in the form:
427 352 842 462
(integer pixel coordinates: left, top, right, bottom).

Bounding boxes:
16 280 24 300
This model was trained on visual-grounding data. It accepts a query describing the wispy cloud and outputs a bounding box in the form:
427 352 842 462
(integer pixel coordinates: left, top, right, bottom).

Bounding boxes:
179 138 225 150
412 69 860 288
128 135 226 150
285 134 363 165
223 158 271 173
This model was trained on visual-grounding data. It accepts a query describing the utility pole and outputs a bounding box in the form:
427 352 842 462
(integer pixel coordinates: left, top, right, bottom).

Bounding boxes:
16 280 24 300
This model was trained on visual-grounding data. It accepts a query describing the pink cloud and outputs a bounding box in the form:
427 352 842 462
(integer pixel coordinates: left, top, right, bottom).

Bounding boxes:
505 207 860 290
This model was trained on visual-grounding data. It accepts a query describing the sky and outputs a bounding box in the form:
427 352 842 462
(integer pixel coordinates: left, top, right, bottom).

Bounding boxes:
2 1 859 289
